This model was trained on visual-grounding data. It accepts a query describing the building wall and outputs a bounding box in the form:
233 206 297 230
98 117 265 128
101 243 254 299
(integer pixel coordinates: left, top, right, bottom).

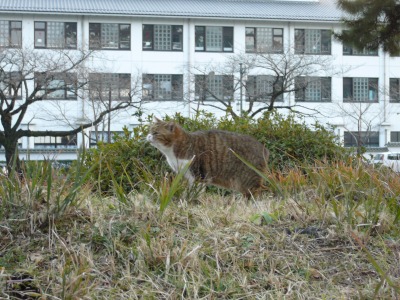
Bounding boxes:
1 12 400 161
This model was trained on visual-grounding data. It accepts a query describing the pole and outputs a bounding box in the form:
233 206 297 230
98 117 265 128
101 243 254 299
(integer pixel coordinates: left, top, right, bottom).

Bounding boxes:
239 62 243 117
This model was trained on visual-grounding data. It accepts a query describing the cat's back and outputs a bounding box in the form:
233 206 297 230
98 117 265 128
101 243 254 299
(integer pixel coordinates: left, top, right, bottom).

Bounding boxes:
190 129 266 154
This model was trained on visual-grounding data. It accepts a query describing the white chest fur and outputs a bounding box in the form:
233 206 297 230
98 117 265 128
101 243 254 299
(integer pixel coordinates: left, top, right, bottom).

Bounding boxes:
147 133 195 184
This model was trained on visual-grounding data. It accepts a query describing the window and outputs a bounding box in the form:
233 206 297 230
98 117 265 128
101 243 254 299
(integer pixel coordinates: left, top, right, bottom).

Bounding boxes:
0 71 22 99
34 21 77 49
142 25 183 51
89 23 130 50
295 29 331 54
391 131 400 143
89 73 131 100
0 20 22 47
195 75 234 101
343 78 378 102
390 78 400 103
90 131 124 146
245 27 283 53
343 44 378 56
195 26 233 52
246 75 284 102
344 131 379 147
35 73 77 100
142 74 183 100
34 134 77 149
295 77 331 102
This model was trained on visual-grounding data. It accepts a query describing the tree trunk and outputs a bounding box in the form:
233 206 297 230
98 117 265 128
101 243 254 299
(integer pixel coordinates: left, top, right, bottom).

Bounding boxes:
4 138 21 175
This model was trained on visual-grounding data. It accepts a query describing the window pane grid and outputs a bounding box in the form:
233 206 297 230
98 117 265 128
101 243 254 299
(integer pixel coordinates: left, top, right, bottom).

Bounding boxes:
154 25 172 51
101 24 119 49
206 27 223 51
256 28 272 52
353 78 369 101
47 22 65 48
0 20 9 46
305 29 321 54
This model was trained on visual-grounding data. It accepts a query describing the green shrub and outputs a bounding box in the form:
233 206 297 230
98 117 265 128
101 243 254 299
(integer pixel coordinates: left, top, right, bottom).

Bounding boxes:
83 111 348 193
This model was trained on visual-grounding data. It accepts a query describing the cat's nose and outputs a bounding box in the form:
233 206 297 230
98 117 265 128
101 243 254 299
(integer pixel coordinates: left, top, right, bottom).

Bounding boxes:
146 134 153 142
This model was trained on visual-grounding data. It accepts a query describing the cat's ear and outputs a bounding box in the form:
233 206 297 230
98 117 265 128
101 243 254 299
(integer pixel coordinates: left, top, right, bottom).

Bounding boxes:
167 122 175 132
153 116 161 123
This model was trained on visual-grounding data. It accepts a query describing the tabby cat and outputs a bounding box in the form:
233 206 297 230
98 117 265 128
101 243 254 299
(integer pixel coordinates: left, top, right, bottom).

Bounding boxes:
146 117 269 198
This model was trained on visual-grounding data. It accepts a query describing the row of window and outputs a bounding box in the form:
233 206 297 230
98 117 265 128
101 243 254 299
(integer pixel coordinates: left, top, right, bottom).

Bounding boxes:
3 130 398 150
2 71 400 102
0 20 379 55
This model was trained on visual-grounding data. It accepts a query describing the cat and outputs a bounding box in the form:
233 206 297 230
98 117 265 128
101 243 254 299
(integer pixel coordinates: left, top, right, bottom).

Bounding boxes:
146 117 269 198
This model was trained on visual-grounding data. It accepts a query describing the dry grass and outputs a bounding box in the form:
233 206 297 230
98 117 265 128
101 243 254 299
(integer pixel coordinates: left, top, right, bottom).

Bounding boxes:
1 162 400 299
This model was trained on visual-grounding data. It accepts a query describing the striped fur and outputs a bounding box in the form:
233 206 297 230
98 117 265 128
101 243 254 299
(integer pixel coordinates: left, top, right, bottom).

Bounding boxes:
147 118 269 198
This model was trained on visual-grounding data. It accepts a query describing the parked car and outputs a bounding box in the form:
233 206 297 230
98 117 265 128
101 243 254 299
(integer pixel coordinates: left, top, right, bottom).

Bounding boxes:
373 152 400 172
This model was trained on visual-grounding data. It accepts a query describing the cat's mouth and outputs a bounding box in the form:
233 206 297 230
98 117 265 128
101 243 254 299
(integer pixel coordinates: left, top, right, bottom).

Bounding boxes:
146 134 154 143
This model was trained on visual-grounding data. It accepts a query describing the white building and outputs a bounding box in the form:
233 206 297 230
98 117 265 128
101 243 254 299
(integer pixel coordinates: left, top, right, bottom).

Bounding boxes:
0 0 399 162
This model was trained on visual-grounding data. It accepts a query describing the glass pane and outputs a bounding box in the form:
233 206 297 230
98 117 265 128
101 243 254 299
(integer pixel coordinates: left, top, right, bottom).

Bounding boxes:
294 29 305 53
305 29 321 54
47 22 65 48
206 26 222 51
154 74 172 99
195 26 205 51
256 28 272 52
65 22 77 48
0 20 9 46
10 29 22 47
101 23 119 49
154 25 171 51
48 79 65 99
353 78 369 101
245 28 255 52
35 22 45 29
172 25 183 50
143 25 153 49
223 27 233 52
171 75 183 99
89 23 101 49
305 78 321 101
119 24 130 49
142 75 153 99
35 30 46 47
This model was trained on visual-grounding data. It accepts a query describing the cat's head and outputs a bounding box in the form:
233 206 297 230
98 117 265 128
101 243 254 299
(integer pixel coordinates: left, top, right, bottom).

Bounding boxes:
146 117 183 150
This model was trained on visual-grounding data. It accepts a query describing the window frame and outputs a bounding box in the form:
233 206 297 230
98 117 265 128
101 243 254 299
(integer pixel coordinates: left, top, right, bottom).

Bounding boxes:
142 74 183 101
34 21 77 49
344 131 379 148
195 26 234 52
89 131 125 146
294 29 331 55
245 27 283 53
34 134 78 149
343 77 379 102
0 71 22 99
246 75 284 102
89 23 131 50
35 72 78 100
89 73 132 101
0 20 22 48
343 44 378 56
142 24 183 51
195 74 234 101
390 131 400 143
295 77 331 102
389 78 400 103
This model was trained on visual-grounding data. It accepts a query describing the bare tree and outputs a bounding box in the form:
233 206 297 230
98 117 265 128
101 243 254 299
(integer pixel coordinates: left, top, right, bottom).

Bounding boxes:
0 46 141 173
191 48 338 119
334 79 384 155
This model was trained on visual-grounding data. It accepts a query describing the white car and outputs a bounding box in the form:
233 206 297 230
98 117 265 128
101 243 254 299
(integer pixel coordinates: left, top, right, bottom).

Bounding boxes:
373 153 400 173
